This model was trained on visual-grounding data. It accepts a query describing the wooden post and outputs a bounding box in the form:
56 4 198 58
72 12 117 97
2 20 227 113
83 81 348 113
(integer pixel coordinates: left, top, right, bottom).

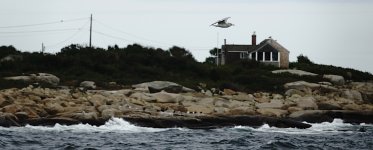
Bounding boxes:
270 52 273 61
89 14 92 48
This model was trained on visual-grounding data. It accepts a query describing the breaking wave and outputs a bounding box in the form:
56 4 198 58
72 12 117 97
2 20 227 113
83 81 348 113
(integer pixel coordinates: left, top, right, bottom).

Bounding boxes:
234 119 372 134
0 118 170 133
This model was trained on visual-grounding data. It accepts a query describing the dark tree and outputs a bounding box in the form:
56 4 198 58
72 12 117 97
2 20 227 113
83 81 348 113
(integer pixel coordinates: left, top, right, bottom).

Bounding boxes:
297 54 313 64
0 45 21 58
168 46 195 61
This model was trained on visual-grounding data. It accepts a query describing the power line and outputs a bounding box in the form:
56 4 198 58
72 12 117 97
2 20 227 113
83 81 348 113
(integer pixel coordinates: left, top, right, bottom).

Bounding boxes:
93 19 214 50
0 17 89 29
92 30 135 43
46 20 90 49
0 28 82 34
93 19 173 47
0 31 73 38
93 29 175 49
93 29 215 51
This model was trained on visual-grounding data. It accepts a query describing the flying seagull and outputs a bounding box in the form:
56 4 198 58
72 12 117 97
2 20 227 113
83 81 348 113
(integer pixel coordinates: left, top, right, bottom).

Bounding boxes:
211 17 234 28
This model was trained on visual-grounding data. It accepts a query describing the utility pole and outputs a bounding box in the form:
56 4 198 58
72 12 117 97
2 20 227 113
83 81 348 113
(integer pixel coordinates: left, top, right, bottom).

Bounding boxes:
89 14 92 48
216 32 219 66
41 43 45 53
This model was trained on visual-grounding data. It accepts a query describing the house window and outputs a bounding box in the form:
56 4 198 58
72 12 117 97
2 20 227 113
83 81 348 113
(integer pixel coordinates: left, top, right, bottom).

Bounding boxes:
258 52 263 61
240 52 248 59
272 52 278 61
251 52 256 60
265 52 271 61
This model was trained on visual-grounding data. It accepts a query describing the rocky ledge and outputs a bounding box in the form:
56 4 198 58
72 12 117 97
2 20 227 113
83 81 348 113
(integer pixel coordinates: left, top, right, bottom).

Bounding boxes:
1 80 373 129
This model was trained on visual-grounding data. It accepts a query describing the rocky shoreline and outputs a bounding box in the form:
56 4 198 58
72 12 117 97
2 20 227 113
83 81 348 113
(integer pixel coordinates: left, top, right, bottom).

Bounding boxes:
1 77 373 129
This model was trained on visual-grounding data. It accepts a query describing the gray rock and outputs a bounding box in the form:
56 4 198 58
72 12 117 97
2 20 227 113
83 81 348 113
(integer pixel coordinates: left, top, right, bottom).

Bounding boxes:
317 102 342 110
350 82 373 103
80 81 96 89
204 90 213 96
0 95 12 107
351 82 373 91
213 99 230 108
101 108 119 119
0 112 19 127
341 90 363 101
130 92 156 102
89 94 107 106
232 93 255 101
284 81 339 93
152 91 184 103
272 94 284 100
223 89 237 95
257 108 288 117
342 103 362 110
186 104 214 114
256 99 284 109
284 81 320 91
72 112 98 120
4 73 60 86
295 96 318 110
182 87 195 93
31 73 60 86
214 107 228 114
287 107 303 113
14 112 29 120
226 100 252 108
132 81 194 93
197 98 215 106
228 107 256 115
285 89 305 97
3 76 32 82
318 82 332 86
319 85 340 93
44 103 64 115
272 69 318 76
323 74 345 86
289 110 325 118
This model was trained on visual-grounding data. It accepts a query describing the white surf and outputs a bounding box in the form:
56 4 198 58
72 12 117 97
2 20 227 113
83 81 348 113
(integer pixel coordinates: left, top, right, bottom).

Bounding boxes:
234 119 372 134
0 118 171 133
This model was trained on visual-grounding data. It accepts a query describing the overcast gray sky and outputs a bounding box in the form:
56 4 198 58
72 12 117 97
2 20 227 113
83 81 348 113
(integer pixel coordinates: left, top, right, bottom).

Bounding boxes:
1 0 373 73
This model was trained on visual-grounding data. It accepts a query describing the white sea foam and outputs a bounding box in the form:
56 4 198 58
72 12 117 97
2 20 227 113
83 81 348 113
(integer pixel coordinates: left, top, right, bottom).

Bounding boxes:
0 118 370 134
233 119 371 134
0 118 172 133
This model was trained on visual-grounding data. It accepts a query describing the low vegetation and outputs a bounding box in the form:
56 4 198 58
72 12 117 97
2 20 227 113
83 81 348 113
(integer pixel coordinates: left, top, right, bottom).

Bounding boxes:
0 45 372 92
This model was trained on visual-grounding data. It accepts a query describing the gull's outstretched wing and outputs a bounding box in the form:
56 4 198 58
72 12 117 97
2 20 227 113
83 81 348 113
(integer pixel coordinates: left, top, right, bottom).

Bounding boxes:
211 17 231 26
217 17 230 24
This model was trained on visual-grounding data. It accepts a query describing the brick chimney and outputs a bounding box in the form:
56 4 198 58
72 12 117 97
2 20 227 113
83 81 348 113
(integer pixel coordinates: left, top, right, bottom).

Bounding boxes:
252 32 256 45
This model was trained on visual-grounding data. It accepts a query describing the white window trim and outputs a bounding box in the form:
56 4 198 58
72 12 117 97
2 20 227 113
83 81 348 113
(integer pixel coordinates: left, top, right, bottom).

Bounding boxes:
240 52 249 59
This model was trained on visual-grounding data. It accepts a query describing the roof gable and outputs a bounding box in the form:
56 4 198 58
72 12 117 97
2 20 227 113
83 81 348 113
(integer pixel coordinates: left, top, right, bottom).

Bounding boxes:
222 39 289 53
255 39 289 53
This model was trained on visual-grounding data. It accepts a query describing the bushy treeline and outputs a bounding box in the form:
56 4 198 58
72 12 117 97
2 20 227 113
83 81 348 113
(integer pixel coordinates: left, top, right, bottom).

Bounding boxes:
290 55 373 82
0 45 372 92
0 44 209 88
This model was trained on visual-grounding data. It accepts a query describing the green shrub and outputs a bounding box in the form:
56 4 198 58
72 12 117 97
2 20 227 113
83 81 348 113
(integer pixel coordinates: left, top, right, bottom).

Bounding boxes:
1 46 372 92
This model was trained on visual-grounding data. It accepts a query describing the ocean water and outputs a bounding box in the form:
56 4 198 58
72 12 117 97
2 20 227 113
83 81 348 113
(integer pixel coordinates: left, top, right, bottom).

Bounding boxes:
0 118 372 150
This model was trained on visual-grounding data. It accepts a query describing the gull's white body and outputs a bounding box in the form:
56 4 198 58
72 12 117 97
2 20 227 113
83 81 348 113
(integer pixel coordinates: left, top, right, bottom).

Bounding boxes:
211 17 234 28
